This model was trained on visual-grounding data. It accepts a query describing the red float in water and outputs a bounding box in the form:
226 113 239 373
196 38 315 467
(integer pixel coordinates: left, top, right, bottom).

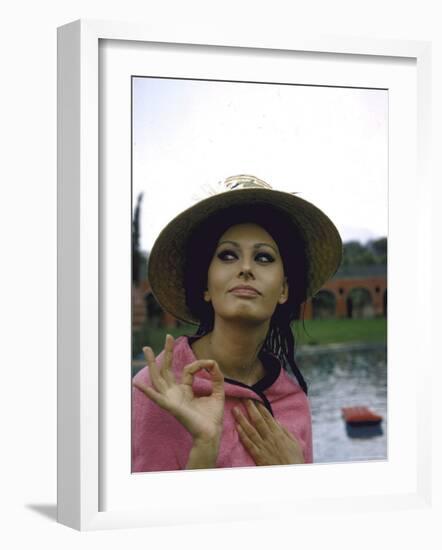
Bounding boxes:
342 406 383 426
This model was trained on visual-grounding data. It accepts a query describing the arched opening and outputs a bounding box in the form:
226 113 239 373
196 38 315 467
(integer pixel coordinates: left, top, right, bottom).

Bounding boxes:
346 287 374 319
312 290 337 319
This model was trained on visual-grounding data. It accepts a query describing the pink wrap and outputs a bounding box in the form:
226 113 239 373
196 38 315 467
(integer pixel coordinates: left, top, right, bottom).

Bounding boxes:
132 336 313 471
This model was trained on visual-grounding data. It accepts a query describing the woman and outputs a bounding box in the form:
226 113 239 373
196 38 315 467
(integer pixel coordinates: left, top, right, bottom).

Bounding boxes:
132 175 342 471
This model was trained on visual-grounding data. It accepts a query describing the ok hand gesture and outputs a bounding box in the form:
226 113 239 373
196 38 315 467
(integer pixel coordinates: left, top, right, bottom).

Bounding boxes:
133 335 225 445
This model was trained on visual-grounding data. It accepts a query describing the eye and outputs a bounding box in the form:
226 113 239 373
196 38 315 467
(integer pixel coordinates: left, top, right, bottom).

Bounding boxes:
217 249 238 261
255 252 275 263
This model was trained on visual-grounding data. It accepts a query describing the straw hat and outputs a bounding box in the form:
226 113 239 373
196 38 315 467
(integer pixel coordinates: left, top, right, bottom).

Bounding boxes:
147 175 342 325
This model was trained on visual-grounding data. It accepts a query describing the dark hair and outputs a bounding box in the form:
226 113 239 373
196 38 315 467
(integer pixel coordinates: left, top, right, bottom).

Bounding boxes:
184 204 309 394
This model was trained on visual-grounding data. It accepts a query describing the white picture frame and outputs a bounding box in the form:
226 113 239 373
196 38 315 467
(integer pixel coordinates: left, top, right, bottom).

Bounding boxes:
57 19 432 531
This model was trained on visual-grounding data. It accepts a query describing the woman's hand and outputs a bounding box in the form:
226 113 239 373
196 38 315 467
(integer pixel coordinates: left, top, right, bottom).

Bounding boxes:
233 399 305 466
133 335 225 468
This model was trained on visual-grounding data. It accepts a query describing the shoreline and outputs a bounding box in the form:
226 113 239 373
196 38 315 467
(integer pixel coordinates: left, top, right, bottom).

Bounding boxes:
296 341 386 356
132 341 386 369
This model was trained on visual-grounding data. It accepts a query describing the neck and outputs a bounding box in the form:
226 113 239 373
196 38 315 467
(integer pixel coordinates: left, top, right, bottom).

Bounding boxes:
193 317 270 385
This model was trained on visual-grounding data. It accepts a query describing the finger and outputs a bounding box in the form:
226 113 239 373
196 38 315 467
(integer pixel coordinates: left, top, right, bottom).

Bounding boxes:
160 334 175 385
143 346 167 392
280 423 300 443
201 360 225 399
233 407 262 446
236 421 261 459
245 400 270 438
133 380 168 409
256 402 280 431
181 360 218 386
279 426 304 462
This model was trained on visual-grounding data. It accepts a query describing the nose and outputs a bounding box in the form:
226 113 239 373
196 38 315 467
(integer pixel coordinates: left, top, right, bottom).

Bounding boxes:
238 257 255 280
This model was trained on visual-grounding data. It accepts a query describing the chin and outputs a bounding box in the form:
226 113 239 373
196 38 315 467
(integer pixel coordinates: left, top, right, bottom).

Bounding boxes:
220 307 272 326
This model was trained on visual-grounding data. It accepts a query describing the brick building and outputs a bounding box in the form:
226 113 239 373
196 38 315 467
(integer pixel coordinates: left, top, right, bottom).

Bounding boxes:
133 264 387 330
304 264 387 320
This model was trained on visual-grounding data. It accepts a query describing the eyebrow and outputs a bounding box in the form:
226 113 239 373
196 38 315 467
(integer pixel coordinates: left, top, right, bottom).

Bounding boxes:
217 240 279 254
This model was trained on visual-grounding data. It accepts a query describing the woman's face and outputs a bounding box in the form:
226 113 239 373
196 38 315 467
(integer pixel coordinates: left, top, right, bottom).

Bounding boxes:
204 223 288 325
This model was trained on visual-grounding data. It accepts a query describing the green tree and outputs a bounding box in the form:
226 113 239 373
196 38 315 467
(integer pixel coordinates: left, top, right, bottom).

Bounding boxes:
342 238 387 267
132 192 143 284
342 241 375 266
368 237 387 264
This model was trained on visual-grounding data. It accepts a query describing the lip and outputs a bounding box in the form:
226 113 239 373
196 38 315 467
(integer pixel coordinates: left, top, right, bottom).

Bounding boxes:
228 285 261 296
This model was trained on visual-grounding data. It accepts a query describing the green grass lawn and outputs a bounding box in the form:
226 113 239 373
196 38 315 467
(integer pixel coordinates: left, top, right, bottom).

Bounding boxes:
134 318 387 357
294 318 386 346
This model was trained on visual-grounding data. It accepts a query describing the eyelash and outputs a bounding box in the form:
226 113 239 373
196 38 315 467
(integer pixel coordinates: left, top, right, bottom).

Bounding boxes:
217 250 275 263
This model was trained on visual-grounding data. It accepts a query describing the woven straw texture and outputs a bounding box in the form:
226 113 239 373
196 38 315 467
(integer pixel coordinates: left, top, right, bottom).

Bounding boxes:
148 179 342 325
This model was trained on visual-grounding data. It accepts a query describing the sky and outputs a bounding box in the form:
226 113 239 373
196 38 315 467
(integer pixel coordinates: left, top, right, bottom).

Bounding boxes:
132 77 388 253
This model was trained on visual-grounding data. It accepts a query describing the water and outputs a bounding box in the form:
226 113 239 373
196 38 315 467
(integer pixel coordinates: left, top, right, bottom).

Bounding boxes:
297 346 387 464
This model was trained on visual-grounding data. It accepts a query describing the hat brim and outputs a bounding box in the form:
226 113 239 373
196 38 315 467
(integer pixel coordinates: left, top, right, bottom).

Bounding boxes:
147 188 342 325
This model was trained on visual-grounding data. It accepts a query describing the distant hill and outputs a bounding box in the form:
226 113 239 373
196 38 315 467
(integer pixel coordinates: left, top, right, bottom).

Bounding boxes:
341 238 387 267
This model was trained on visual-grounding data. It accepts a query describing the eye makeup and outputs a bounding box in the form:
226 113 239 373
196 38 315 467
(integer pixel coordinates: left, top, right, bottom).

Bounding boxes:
216 240 279 255
216 247 276 263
